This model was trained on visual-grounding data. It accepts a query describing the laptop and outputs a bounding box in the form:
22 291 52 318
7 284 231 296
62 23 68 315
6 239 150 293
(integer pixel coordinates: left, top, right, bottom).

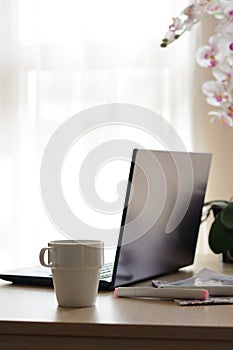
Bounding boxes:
0 149 212 290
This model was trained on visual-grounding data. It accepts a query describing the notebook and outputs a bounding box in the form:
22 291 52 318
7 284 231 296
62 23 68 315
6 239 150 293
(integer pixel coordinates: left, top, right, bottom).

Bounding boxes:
0 149 212 290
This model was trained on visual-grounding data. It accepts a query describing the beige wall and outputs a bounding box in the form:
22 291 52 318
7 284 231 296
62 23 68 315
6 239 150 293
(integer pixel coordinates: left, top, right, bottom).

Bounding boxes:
191 18 233 201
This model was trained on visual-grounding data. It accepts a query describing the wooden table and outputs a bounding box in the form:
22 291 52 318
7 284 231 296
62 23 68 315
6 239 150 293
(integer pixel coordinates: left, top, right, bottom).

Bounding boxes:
0 254 233 350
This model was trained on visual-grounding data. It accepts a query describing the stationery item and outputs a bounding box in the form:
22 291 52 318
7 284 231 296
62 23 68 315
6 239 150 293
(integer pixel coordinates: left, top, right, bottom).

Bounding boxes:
152 268 233 296
160 285 233 296
39 240 104 307
114 287 209 300
0 150 211 290
175 297 233 306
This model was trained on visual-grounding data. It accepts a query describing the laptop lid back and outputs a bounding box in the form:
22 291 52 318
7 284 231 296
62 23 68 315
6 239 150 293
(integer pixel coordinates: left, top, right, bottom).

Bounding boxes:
113 149 211 287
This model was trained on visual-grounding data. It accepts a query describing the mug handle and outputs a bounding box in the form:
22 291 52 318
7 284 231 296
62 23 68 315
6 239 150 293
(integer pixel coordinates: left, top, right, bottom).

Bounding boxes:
39 247 54 267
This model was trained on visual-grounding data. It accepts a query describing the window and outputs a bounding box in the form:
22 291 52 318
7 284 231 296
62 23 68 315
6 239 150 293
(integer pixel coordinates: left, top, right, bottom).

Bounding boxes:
0 0 194 269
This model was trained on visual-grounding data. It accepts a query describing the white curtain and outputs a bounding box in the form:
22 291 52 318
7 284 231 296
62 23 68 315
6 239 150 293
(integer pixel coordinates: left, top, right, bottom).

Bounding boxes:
0 0 195 270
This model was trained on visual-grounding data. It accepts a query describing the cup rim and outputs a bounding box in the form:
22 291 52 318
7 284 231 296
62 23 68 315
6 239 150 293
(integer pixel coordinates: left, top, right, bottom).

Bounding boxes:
48 240 103 247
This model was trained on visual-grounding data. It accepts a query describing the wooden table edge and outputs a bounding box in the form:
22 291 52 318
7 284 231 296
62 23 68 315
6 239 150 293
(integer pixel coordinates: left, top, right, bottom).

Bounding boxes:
0 321 233 342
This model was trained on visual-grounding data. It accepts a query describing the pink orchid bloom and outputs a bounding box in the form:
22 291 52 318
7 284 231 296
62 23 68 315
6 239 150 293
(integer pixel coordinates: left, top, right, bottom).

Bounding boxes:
212 63 233 89
209 107 233 126
182 4 201 30
204 0 223 15
196 36 219 68
222 1 233 20
214 32 233 62
168 17 183 32
202 80 232 106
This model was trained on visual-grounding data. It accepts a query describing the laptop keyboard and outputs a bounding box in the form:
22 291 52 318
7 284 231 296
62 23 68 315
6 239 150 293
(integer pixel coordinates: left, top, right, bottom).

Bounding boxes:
30 262 114 280
0 262 114 283
100 262 114 280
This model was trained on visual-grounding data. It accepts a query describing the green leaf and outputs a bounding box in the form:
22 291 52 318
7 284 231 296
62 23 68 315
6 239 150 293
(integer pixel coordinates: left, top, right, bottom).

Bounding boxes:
221 203 233 230
209 212 233 254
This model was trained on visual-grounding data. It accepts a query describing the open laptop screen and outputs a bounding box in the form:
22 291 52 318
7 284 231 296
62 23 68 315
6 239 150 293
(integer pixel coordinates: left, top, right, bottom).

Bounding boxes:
113 149 212 287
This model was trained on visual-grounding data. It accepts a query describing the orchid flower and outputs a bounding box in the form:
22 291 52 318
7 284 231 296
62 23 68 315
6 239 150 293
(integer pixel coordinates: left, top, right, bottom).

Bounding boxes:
202 80 232 106
161 0 233 127
196 36 219 68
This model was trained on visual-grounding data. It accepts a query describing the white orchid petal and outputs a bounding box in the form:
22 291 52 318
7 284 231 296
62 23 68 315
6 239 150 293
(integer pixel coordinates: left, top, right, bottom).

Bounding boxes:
208 111 222 117
210 115 221 124
206 96 223 106
212 69 227 82
222 115 233 126
202 80 222 94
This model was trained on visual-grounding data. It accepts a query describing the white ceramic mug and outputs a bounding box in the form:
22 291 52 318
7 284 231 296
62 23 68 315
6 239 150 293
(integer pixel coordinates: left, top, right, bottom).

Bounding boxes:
39 240 104 307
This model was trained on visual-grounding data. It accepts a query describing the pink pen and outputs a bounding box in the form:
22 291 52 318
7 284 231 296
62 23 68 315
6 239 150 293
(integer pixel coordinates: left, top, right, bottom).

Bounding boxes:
114 287 209 300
